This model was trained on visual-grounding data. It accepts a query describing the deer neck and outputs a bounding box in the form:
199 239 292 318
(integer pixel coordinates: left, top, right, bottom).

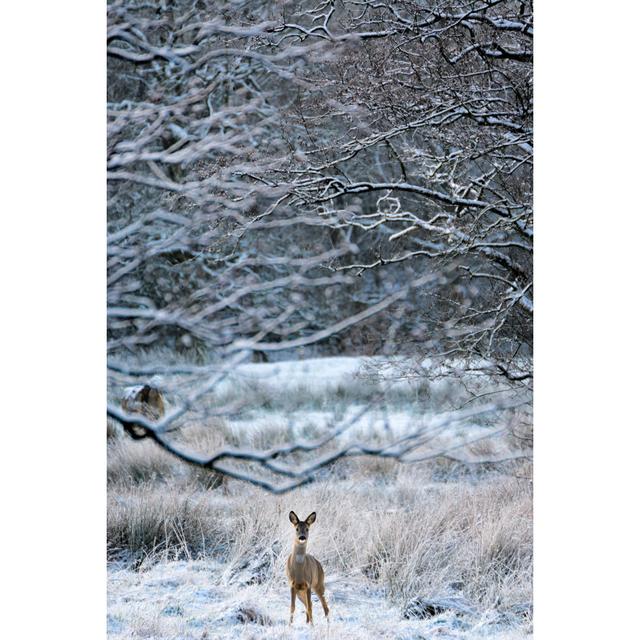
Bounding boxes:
292 540 308 564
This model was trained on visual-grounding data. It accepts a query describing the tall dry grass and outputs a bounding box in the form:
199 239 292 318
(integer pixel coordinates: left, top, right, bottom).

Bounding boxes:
108 419 227 489
107 358 532 621
108 460 531 613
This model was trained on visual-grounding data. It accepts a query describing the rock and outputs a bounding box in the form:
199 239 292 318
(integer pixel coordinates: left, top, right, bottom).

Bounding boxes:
403 596 475 620
161 603 183 617
120 384 166 438
510 602 533 621
231 604 272 626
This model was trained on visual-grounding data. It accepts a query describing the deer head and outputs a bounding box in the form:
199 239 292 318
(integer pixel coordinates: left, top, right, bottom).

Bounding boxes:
289 511 316 543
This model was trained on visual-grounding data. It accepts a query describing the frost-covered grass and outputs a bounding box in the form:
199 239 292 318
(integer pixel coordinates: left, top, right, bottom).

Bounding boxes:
108 557 531 640
108 476 532 638
108 356 532 638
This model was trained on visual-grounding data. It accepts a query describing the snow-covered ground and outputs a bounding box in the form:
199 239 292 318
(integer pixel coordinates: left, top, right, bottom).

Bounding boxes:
200 356 518 455
220 356 374 389
108 561 530 640
214 355 465 400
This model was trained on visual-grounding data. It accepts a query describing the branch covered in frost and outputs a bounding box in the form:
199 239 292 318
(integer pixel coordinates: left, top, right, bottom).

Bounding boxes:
108 394 526 494
107 0 533 493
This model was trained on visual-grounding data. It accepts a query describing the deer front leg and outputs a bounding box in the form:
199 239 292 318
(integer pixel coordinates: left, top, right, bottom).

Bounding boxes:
289 586 296 624
305 587 313 624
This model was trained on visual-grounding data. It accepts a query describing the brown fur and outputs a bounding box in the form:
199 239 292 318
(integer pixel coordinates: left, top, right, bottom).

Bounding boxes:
120 384 165 438
285 511 329 625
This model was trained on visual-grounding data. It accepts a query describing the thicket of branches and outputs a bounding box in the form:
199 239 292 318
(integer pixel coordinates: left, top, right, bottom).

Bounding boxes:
107 0 532 491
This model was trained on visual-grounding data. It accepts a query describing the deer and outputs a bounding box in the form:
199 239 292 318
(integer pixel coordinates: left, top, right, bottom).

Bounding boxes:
286 511 329 625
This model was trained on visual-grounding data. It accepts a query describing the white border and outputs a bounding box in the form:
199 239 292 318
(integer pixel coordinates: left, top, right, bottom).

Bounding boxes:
3 3 105 637
536 1 640 637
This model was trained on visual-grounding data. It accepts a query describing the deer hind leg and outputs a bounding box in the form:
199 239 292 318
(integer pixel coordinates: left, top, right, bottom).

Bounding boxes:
319 593 329 619
315 585 330 619
289 586 296 624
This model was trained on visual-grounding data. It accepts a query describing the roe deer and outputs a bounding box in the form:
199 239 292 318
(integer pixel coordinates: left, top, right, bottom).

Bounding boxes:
286 511 329 625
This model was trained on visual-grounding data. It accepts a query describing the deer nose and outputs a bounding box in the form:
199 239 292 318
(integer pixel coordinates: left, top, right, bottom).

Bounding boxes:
298 535 306 541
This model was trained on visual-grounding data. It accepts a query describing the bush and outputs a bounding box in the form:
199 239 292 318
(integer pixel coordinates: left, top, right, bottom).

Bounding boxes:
107 487 225 561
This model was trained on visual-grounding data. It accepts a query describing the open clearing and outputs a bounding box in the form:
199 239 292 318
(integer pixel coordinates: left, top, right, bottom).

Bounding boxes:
107 356 532 639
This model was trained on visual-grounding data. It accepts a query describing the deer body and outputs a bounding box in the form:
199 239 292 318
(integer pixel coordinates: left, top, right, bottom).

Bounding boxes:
286 511 329 625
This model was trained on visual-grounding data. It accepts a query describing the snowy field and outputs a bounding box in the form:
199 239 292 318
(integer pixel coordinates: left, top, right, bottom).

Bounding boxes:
107 356 532 639
108 560 530 639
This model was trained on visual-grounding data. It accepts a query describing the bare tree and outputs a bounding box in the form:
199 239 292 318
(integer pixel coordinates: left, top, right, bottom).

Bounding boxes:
266 0 533 385
107 0 532 492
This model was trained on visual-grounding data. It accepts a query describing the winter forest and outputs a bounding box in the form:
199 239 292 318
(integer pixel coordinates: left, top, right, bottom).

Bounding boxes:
107 1 533 638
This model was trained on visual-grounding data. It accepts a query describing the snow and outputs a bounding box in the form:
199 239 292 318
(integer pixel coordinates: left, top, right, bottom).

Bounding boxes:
122 385 145 402
213 355 510 458
108 561 530 639
218 356 379 391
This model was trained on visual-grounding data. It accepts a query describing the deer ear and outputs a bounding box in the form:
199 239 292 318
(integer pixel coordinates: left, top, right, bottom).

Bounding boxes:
305 512 316 525
289 511 299 525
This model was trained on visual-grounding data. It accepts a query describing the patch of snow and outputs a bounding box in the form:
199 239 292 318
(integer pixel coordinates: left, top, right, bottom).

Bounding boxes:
219 356 379 392
108 561 530 640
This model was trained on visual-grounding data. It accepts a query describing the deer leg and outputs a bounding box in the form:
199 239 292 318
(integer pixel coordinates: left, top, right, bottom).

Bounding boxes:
289 586 296 624
319 593 329 619
314 585 330 620
296 591 308 622
302 587 309 624
305 587 313 624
